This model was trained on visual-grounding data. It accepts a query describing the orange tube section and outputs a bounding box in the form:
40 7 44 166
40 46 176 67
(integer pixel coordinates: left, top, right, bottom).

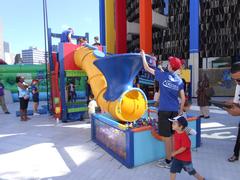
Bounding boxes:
140 0 152 53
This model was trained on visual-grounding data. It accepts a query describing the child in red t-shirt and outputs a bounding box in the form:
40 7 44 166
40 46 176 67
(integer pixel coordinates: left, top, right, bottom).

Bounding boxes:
169 116 205 180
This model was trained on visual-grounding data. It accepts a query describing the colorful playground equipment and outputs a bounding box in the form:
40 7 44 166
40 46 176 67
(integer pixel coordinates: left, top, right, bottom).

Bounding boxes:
47 25 198 168
48 26 150 122
48 28 90 122
46 40 199 168
74 44 199 168
99 0 156 54
90 0 198 168
99 0 193 101
74 45 149 122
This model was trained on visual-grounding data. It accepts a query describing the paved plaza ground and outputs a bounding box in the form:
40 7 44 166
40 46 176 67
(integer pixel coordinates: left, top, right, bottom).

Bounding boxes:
0 99 239 180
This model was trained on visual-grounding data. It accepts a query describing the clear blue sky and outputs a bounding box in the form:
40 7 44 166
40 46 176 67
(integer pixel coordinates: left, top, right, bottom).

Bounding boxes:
0 0 100 54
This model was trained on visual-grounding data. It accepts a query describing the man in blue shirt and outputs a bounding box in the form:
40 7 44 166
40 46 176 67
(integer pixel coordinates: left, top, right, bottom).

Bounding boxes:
141 50 185 168
60 28 74 43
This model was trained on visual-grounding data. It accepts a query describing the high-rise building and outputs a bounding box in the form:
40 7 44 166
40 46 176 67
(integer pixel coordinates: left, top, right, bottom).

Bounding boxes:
0 20 4 59
14 54 22 64
3 41 14 64
22 47 45 64
3 41 9 53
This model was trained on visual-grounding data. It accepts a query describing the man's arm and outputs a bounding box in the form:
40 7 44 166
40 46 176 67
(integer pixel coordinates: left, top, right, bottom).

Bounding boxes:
179 89 185 116
140 50 155 75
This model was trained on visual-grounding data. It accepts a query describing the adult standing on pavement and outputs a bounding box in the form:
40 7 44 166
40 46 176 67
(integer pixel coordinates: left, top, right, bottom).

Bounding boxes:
140 50 185 168
16 76 30 121
0 81 10 114
225 61 240 162
196 74 213 119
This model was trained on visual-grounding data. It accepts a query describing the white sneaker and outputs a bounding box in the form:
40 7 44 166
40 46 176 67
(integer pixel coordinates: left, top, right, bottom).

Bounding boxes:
156 161 171 169
33 112 40 116
185 127 197 135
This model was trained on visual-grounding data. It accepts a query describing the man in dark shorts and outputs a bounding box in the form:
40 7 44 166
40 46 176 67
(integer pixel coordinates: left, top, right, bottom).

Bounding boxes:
141 50 185 168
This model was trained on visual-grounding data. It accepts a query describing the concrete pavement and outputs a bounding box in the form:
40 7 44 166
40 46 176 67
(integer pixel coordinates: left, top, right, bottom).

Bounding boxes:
0 101 239 180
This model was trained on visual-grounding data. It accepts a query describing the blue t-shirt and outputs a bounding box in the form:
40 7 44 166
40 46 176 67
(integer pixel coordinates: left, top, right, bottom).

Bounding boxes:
31 85 39 96
155 69 183 112
60 30 71 43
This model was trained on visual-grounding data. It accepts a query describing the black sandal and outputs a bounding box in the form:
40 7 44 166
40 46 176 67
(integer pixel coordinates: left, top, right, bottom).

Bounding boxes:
228 155 238 162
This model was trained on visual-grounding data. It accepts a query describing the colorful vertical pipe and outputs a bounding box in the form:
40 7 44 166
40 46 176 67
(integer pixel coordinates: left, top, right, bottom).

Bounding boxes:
99 0 106 46
189 0 200 98
190 0 199 53
115 0 127 53
140 0 152 53
105 0 116 54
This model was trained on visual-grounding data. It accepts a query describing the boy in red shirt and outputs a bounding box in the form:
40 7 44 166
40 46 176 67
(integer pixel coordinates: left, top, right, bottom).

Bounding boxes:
169 116 205 180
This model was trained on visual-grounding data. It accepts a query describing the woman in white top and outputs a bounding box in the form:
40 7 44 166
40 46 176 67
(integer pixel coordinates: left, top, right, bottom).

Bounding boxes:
16 76 30 121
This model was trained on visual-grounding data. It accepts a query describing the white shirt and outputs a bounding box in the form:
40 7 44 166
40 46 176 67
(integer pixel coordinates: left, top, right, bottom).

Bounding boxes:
233 84 240 104
88 100 98 114
17 85 29 98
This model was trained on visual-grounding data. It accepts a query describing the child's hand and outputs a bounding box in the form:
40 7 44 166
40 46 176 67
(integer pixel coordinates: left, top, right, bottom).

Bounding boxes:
171 152 176 157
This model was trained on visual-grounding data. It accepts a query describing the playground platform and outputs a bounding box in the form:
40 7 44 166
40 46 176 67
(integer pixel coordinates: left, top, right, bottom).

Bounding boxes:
0 99 239 180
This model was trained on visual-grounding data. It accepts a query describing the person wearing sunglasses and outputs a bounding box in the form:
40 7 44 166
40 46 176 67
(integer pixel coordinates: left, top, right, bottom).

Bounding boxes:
225 61 240 162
